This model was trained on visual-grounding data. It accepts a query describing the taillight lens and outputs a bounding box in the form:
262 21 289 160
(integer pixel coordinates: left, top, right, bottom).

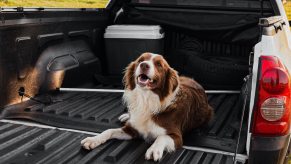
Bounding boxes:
260 97 285 121
262 68 289 94
252 56 291 136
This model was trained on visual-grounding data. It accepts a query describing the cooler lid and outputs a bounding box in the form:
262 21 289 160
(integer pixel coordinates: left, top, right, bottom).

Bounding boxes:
106 25 162 31
104 25 164 39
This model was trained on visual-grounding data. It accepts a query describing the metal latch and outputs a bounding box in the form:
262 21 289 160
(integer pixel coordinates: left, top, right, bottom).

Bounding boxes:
259 16 286 36
259 16 284 27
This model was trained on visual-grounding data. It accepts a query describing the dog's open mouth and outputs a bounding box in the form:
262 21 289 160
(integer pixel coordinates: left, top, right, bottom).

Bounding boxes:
137 74 154 87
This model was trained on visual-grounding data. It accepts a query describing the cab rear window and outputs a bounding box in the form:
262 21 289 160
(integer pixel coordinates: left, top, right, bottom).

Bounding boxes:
0 0 110 8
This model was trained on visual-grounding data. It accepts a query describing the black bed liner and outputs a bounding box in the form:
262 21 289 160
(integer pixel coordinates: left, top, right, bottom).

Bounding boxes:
0 122 243 164
1 86 247 153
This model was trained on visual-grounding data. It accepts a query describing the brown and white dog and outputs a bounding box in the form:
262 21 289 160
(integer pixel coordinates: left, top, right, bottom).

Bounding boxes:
81 53 213 161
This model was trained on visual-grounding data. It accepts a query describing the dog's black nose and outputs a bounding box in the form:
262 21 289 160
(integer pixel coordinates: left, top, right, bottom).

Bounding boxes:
140 62 150 70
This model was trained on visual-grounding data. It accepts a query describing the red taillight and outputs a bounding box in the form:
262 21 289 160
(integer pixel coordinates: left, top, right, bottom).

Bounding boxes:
252 56 291 136
262 68 289 94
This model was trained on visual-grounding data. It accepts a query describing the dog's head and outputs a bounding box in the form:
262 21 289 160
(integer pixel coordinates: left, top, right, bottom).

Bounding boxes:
123 53 179 100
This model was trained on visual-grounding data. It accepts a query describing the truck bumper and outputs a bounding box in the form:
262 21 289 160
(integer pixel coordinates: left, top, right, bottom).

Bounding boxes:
249 134 290 164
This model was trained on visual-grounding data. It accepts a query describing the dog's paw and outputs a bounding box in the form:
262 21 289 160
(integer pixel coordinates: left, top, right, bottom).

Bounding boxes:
118 113 130 123
145 144 164 162
81 136 103 150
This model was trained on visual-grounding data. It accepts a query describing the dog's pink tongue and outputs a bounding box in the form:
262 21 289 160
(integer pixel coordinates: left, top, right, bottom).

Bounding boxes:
140 77 148 82
138 77 149 85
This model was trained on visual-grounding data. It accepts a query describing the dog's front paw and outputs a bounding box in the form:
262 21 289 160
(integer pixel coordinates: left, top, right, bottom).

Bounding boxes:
81 136 103 150
145 144 164 162
118 113 130 123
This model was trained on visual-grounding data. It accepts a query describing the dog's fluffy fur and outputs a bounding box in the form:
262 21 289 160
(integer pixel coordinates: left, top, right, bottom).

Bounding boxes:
81 53 213 161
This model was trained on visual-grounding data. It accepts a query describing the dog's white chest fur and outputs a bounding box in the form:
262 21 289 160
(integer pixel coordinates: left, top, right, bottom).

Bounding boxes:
129 110 166 140
123 88 166 140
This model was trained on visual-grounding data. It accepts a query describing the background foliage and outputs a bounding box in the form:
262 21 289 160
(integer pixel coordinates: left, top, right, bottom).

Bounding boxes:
0 0 109 8
0 0 290 18
285 0 291 20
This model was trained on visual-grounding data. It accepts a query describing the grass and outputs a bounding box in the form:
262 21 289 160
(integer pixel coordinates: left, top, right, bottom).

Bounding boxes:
0 0 289 14
284 0 291 29
0 0 109 8
285 1 291 20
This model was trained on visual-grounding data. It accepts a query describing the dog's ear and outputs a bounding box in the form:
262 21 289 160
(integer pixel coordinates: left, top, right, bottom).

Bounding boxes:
123 62 136 90
167 68 179 92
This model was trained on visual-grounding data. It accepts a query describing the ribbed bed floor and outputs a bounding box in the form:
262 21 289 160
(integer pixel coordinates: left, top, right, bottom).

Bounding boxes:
1 86 247 153
0 122 244 164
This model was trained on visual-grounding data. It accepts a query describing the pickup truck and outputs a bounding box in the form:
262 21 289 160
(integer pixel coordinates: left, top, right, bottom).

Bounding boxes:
0 0 291 163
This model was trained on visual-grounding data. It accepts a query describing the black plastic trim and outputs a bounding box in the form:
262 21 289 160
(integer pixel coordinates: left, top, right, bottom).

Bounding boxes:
251 135 290 151
248 134 290 164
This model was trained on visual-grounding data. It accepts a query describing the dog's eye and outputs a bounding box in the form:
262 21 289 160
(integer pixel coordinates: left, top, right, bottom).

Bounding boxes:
156 62 162 67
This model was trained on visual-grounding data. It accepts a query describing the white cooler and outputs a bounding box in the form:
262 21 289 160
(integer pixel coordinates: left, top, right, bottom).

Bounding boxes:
104 25 164 75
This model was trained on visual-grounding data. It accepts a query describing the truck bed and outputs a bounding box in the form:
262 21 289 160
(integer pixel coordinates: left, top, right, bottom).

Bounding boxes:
0 122 245 164
1 85 247 154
